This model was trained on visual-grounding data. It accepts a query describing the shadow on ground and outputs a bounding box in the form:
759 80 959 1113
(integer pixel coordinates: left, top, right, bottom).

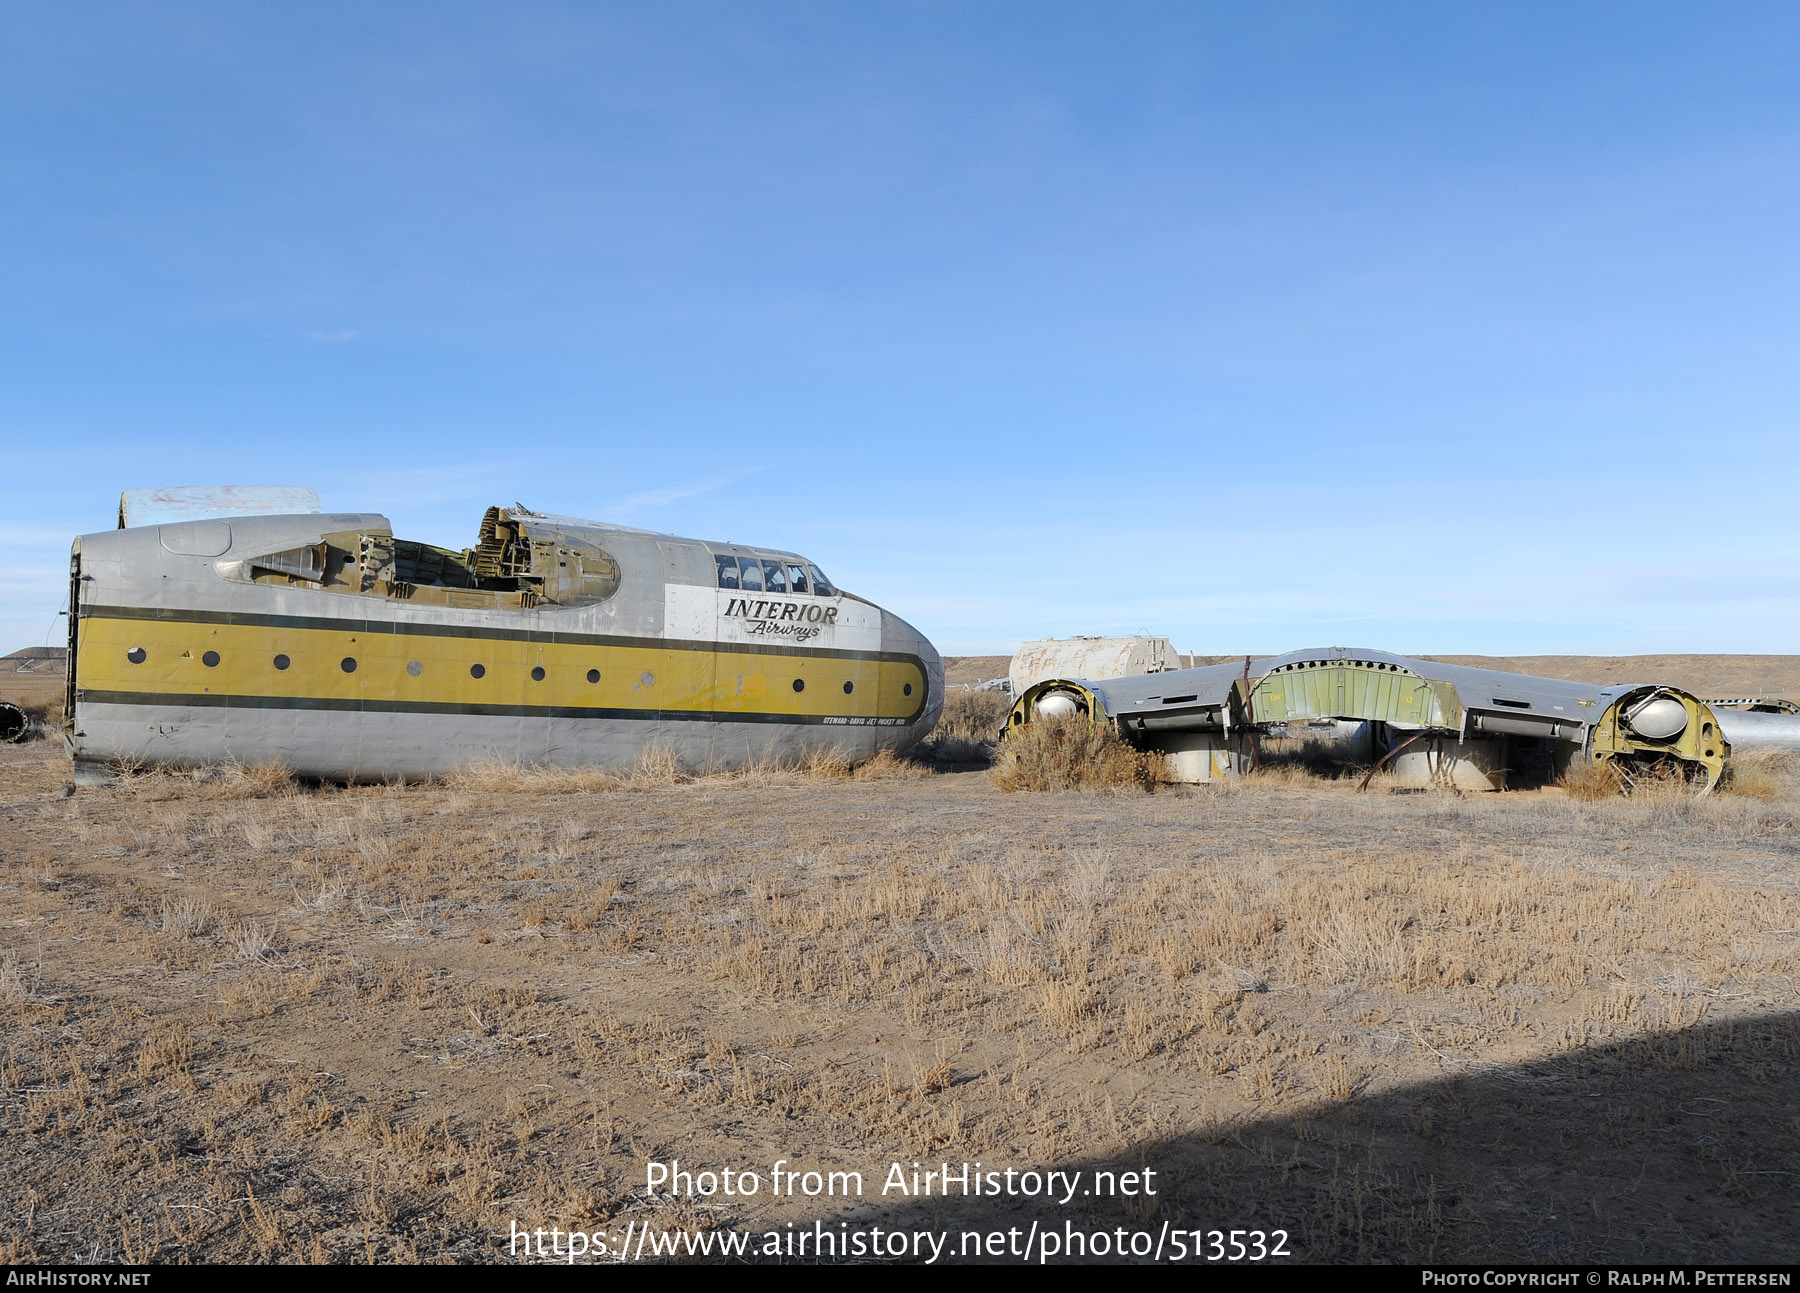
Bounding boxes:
833 1012 1800 1264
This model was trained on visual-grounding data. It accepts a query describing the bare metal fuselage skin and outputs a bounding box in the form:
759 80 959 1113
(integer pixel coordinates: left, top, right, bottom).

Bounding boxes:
66 509 943 779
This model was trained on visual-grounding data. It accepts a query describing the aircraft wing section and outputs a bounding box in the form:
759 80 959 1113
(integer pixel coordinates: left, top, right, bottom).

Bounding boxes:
1004 646 1730 791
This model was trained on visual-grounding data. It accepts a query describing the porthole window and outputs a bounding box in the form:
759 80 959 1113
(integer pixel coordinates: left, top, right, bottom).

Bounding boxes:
903 683 912 697
792 678 805 692
586 669 600 684
531 666 546 682
470 663 486 679
127 647 146 664
273 654 290 671
202 650 220 668
406 660 422 677
341 657 357 673
843 681 854 695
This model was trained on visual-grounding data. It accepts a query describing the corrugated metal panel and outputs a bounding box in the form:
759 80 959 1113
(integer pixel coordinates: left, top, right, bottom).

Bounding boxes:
1009 636 1174 697
1249 659 1450 727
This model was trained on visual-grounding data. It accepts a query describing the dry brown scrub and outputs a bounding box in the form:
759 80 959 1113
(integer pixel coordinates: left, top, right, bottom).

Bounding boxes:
1557 759 1626 801
1 741 1796 1263
993 718 1163 793
1240 734 1391 790
920 688 1009 764
440 745 929 795
1560 753 1787 803
17 697 61 726
1720 748 1800 800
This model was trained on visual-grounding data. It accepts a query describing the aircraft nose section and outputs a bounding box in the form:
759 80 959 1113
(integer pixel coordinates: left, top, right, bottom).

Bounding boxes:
882 608 944 738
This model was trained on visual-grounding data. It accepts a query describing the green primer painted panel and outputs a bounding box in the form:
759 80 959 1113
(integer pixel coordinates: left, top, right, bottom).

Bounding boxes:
1248 661 1455 727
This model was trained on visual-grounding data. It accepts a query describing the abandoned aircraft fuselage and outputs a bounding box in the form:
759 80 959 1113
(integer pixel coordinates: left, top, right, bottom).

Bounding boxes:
65 502 944 779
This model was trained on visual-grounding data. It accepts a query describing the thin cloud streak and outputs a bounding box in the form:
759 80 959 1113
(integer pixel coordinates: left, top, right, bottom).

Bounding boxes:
602 467 768 515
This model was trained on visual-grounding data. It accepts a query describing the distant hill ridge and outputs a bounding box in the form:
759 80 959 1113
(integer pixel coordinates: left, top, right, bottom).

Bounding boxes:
2 646 66 666
944 653 1800 701
0 646 67 711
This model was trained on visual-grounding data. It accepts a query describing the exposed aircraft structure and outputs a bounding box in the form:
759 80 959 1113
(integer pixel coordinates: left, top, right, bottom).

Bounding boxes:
1704 697 1800 714
0 703 27 744
64 489 943 781
1005 647 1731 792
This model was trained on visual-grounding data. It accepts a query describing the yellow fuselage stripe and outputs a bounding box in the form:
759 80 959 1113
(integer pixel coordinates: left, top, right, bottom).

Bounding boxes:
78 615 925 721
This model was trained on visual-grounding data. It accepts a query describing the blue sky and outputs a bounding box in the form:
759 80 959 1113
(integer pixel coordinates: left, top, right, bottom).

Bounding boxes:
4 4 1797 656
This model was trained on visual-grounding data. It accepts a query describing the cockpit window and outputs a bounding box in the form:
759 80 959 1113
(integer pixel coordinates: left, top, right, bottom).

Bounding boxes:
716 552 833 596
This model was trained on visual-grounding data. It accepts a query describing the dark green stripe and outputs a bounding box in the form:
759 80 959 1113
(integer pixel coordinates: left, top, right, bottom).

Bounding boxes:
77 689 917 729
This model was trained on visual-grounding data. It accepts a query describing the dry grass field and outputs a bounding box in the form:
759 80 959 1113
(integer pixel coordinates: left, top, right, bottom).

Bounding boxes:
2 685 1798 1264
